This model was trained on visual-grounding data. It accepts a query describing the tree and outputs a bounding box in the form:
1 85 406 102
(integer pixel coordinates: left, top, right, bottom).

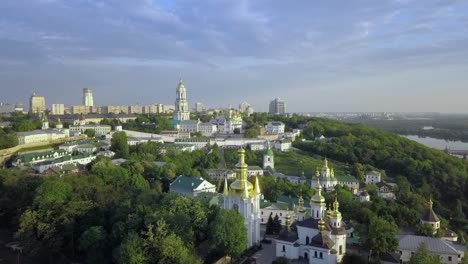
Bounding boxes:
233 128 241 134
342 254 367 264
159 234 202 264
209 209 248 258
273 214 282 234
266 215 275 235
116 232 148 264
416 223 435 237
84 128 96 138
245 128 259 138
79 226 108 263
111 131 129 158
366 217 398 259
409 243 443 264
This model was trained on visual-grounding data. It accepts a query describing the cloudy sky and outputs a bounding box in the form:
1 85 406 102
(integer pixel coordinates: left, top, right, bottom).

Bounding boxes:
1 0 468 112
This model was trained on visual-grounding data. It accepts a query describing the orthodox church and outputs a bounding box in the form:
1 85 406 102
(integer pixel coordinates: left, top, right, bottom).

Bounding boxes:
275 182 349 264
311 159 338 191
223 148 262 247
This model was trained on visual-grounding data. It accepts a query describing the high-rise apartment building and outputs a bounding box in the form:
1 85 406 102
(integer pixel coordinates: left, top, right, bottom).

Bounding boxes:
269 97 286 115
29 93 46 115
51 104 65 115
83 88 94 106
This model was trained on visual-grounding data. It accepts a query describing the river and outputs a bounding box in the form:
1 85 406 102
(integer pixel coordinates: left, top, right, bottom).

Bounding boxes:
403 135 468 151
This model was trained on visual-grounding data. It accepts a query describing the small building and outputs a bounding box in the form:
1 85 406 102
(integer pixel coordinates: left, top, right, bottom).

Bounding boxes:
266 121 285 134
359 191 370 202
248 166 264 177
179 120 201 133
69 124 111 136
170 175 216 197
420 199 440 234
263 147 275 169
75 144 97 154
274 139 292 152
207 169 236 180
365 171 381 184
199 122 218 137
12 150 71 167
376 182 397 200
17 130 68 145
336 175 359 190
249 142 266 151
32 154 96 173
397 235 466 264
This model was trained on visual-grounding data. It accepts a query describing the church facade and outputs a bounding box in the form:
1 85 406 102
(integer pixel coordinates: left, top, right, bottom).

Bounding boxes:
275 183 349 264
223 148 262 247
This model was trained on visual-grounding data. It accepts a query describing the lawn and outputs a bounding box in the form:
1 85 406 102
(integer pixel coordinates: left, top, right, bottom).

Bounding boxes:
273 150 351 178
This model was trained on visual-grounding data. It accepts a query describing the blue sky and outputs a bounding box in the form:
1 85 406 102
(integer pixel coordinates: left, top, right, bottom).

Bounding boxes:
1 0 468 112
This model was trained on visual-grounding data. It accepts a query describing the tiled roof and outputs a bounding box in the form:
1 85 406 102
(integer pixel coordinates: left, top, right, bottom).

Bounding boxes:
397 235 465 255
310 233 335 249
277 226 298 242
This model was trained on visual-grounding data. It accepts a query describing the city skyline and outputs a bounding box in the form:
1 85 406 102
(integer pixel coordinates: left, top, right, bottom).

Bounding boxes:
1 0 468 113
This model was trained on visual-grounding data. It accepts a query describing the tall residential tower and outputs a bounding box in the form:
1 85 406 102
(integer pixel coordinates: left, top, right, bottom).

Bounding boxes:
173 79 190 125
83 88 94 106
29 93 46 115
269 97 286 115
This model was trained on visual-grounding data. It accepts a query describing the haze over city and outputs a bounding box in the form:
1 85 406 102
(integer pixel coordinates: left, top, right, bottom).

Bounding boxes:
1 0 468 113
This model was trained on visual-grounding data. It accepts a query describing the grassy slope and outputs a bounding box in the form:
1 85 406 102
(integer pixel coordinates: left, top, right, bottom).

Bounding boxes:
273 150 351 178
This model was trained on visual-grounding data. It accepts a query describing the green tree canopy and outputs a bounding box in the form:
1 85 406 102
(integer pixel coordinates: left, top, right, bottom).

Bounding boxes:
209 209 248 258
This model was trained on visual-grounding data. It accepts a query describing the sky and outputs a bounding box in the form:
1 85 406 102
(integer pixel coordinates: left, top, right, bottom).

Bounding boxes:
1 0 468 113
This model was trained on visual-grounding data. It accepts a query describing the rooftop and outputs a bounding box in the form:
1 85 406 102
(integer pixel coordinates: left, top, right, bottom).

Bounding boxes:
397 235 465 255
170 175 207 194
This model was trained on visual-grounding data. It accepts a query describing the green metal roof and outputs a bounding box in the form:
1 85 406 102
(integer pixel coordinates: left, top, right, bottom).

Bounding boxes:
14 150 70 163
170 175 206 195
248 166 263 170
336 175 359 183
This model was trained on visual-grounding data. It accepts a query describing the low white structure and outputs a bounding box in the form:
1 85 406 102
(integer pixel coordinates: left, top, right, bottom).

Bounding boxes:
32 154 96 173
75 144 97 154
249 142 266 151
248 166 264 177
12 150 70 166
127 137 164 146
365 171 381 184
179 120 201 133
397 235 465 264
274 139 292 151
69 124 111 136
207 169 236 180
266 121 285 134
199 122 218 136
170 175 216 197
17 130 68 145
359 191 370 202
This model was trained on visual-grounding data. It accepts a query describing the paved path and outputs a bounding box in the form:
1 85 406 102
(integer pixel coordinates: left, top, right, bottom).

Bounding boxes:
253 241 276 264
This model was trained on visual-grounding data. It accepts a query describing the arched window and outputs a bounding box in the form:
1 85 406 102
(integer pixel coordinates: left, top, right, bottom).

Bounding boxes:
282 245 285 252
233 203 239 212
339 245 343 255
319 252 323 259
306 236 310 245
314 251 317 258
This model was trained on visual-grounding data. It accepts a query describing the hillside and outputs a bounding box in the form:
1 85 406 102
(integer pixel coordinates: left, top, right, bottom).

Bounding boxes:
295 118 468 229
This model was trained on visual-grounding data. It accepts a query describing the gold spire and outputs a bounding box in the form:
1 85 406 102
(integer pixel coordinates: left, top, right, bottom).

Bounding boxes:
333 195 339 212
254 175 261 194
243 178 249 198
285 209 292 227
318 218 325 233
229 148 253 194
223 177 229 195
316 167 320 177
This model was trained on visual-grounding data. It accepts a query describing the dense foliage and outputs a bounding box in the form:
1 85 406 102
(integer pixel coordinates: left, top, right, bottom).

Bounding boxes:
294 118 468 233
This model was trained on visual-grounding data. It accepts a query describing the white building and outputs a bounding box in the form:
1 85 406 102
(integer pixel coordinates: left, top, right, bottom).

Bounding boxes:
69 124 112 136
32 154 96 173
223 149 262 248
207 169 236 180
275 184 349 264
199 122 218 137
249 142 266 151
266 121 286 134
211 110 243 134
17 130 68 145
170 175 216 197
365 171 381 184
274 139 292 151
397 235 465 264
248 166 264 177
311 159 359 192
179 120 201 133
83 88 94 106
359 191 370 202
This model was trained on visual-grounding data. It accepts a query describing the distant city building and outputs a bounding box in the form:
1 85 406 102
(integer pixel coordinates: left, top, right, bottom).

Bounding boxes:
128 105 143 114
173 79 190 126
51 104 65 115
72 105 92 115
83 88 94 106
195 102 205 112
269 97 286 115
69 123 111 136
199 122 218 137
239 101 254 116
17 130 68 145
29 93 46 115
0 103 23 113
